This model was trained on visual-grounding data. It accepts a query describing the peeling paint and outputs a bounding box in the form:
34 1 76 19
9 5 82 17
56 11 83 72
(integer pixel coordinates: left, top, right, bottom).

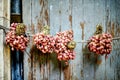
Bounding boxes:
28 72 32 80
111 22 115 37
63 65 71 80
30 23 35 34
44 9 49 24
96 59 102 65
5 12 7 17
40 0 43 5
69 15 72 27
37 20 43 32
80 22 85 40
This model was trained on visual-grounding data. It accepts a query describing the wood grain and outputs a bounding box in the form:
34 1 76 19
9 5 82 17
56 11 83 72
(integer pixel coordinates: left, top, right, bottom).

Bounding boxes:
22 0 120 80
0 0 10 80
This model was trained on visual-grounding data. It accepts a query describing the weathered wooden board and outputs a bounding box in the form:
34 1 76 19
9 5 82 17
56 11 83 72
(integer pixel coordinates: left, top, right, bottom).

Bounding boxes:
0 0 10 80
22 0 120 80
72 0 84 80
93 0 106 80
0 0 4 79
0 29 4 80
49 0 63 80
106 0 120 80
23 0 32 80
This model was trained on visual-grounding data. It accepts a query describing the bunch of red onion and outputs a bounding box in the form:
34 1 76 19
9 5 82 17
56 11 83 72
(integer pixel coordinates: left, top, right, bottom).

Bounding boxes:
88 33 112 56
33 33 55 53
5 23 29 51
33 30 76 62
54 30 75 61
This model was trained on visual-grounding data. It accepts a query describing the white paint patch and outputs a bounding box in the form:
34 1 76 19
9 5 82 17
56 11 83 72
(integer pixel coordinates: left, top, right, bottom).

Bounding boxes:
50 5 53 10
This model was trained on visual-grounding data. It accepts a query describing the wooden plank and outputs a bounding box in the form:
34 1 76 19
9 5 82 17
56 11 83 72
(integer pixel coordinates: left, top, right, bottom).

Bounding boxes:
49 0 61 35
82 0 96 80
22 0 33 80
108 0 120 80
3 0 10 27
93 0 106 80
0 30 4 80
31 0 50 80
10 0 24 80
72 0 84 80
116 0 120 36
114 2 120 75
3 45 10 80
11 50 24 80
105 0 117 80
3 0 11 80
49 0 61 80
0 0 4 79
58 0 72 80
0 0 10 80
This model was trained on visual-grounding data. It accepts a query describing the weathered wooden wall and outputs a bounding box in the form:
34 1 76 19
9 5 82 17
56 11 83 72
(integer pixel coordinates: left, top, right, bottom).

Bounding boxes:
22 0 120 80
0 0 10 80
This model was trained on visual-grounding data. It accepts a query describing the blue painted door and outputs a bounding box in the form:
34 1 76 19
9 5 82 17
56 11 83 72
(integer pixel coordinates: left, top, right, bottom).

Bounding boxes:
11 0 23 80
11 50 23 80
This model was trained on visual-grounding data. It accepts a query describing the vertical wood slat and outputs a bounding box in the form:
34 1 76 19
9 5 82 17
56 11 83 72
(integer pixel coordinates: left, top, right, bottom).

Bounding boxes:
115 0 120 79
24 0 51 80
105 0 110 79
82 0 96 80
22 0 32 80
0 30 4 80
0 0 10 80
3 0 11 78
94 0 106 80
0 0 4 79
11 50 23 80
72 0 83 80
49 0 61 80
58 0 72 80
10 0 24 80
106 0 120 80
105 0 118 80
31 0 50 80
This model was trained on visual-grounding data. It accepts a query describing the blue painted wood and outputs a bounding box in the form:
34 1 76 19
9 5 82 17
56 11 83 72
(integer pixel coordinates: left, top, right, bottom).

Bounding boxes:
11 50 23 80
11 0 23 80
11 0 22 14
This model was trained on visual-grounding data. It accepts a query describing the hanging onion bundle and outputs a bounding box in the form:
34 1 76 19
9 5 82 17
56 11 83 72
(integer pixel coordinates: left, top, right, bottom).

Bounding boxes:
54 30 75 61
5 23 29 51
88 33 112 56
33 33 55 53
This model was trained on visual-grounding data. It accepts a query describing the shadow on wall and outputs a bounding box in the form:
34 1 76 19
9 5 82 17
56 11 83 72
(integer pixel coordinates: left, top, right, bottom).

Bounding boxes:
30 45 68 70
82 44 102 68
